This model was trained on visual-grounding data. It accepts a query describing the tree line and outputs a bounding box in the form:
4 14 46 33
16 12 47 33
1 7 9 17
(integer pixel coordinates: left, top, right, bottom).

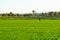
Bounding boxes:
0 10 60 17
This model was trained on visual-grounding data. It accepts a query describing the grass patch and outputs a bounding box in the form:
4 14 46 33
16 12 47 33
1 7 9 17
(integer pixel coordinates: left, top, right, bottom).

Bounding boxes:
0 19 60 40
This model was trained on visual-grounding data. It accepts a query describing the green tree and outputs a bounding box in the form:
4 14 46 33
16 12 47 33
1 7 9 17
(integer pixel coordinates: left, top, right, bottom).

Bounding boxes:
58 11 60 16
48 11 54 16
41 13 45 16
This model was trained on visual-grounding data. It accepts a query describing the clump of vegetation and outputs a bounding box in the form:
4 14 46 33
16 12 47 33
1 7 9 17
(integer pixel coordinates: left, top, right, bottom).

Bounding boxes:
0 10 60 20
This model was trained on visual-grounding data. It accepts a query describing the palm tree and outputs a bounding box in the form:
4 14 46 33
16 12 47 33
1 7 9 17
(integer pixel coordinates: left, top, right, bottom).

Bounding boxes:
32 10 35 13
32 10 36 17
9 12 14 16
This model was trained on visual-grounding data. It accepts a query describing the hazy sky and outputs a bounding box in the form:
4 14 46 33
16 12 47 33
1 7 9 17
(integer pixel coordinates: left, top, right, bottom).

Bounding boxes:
0 0 60 13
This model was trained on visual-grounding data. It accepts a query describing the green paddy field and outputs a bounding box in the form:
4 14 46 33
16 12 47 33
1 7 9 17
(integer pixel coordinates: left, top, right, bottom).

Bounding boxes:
0 19 60 40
